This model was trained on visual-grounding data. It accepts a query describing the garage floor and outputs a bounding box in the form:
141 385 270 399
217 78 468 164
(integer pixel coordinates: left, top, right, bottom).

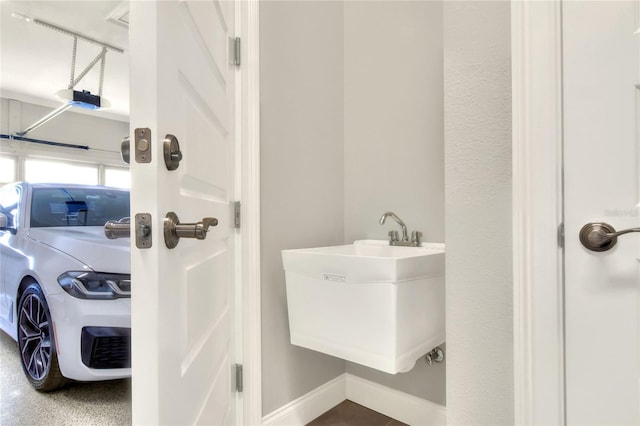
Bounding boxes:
0 331 131 425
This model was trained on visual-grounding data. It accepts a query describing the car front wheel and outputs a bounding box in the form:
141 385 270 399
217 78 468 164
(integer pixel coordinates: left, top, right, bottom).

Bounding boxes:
17 283 67 391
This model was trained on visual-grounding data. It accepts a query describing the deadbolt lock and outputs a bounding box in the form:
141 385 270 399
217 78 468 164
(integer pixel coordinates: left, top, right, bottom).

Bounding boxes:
121 136 131 164
163 134 182 170
164 212 218 249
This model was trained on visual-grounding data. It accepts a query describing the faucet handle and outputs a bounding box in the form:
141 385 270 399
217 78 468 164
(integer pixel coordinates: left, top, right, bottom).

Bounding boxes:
388 230 399 242
411 231 423 245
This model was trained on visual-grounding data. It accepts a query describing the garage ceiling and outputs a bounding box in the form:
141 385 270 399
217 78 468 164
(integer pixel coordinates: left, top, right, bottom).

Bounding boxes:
0 1 129 121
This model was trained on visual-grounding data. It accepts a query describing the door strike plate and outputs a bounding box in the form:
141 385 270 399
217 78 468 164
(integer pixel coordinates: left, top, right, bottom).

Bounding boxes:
135 128 152 164
135 213 152 249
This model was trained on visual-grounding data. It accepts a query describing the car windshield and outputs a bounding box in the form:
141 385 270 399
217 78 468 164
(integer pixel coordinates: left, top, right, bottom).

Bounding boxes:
30 187 130 228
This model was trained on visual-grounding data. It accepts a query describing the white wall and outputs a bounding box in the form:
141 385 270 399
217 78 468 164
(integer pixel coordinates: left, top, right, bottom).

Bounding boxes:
344 0 444 244
343 0 446 405
443 2 513 424
260 1 346 416
0 98 127 166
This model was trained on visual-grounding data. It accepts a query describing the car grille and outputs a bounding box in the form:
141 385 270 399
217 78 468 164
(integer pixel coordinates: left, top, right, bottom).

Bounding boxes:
81 327 131 369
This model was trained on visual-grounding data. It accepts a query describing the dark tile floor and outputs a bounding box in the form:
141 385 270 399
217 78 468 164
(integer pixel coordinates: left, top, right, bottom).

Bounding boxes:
306 400 407 426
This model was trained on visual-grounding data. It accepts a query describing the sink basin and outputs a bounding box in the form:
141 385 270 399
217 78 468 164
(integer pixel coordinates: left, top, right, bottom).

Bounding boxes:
282 240 445 374
282 240 444 284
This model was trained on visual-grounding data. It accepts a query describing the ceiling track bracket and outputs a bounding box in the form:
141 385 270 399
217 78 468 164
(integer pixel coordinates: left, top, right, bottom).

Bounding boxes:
10 11 125 136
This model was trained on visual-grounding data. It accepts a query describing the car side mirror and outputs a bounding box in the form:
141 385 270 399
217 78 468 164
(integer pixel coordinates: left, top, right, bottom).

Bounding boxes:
0 213 17 234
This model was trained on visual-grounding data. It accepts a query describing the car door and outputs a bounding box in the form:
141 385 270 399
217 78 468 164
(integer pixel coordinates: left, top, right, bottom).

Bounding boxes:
0 185 9 323
128 1 240 424
0 184 22 330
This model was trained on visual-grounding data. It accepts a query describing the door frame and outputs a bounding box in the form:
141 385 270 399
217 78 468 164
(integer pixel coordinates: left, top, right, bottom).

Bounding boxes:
246 1 568 423
512 0 565 424
239 0 262 424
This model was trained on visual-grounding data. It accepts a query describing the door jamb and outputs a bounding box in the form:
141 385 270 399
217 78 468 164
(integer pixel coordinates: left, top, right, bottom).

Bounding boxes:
239 0 262 424
512 1 565 424
243 0 570 423
241 1 569 424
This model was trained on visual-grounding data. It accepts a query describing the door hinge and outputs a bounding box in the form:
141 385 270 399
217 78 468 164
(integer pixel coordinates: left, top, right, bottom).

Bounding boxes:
233 37 241 67
234 364 243 393
558 222 565 248
233 201 241 229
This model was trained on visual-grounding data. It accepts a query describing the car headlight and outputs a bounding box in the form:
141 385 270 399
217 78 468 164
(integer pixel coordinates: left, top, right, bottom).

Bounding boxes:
57 272 131 299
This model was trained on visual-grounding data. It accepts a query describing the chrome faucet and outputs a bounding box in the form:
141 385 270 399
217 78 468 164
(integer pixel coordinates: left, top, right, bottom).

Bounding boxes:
379 211 422 247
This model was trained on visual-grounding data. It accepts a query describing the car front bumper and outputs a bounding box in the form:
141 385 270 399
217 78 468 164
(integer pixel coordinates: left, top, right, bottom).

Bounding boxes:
47 292 131 381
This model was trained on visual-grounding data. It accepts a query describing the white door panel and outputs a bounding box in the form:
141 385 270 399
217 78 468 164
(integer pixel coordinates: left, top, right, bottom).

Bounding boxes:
129 1 238 424
563 1 639 424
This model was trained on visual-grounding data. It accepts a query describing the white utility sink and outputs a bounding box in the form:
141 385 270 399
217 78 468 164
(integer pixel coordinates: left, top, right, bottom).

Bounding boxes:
282 240 445 374
283 240 444 283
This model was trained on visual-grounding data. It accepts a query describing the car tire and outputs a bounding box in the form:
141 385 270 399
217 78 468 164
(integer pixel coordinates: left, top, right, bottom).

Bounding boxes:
17 283 67 391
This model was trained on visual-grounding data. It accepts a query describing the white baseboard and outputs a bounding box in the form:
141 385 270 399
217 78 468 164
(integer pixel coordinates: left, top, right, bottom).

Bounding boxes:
262 373 447 426
261 374 346 426
345 373 447 426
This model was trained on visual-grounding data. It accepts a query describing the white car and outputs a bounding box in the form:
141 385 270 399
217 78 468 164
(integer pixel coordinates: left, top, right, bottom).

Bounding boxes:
0 182 131 391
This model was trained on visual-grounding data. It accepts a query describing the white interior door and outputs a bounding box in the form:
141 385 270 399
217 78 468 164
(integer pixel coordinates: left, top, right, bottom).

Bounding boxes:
563 1 639 424
128 1 239 424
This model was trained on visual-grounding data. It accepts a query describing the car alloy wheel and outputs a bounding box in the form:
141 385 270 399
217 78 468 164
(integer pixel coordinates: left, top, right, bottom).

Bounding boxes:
17 283 67 391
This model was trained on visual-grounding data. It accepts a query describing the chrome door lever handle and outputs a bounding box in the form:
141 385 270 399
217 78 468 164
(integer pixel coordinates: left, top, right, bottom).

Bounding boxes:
579 222 640 252
164 212 218 249
105 215 152 249
175 217 217 239
104 217 131 239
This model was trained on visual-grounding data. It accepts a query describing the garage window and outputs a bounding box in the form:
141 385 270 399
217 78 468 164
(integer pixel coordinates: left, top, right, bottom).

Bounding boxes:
105 167 130 189
0 155 16 185
2 155 129 188
25 158 99 185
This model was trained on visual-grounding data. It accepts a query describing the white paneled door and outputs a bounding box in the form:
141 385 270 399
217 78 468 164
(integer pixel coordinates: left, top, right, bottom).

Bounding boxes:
563 1 639 424
129 1 239 424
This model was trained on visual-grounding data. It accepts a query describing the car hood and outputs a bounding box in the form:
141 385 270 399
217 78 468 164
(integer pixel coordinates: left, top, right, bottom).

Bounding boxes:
29 227 130 274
